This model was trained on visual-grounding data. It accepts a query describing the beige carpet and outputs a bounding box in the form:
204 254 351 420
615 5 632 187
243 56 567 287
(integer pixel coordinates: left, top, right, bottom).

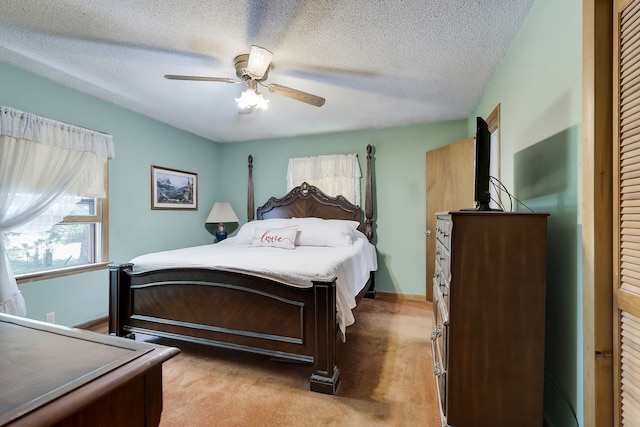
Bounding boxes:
94 295 441 426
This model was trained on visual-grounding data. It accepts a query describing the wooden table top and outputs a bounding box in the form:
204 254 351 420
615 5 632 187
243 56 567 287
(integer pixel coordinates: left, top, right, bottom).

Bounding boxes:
0 313 179 426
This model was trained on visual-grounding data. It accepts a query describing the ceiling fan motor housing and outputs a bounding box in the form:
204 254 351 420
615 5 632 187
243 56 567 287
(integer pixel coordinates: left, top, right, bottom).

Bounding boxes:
234 54 269 81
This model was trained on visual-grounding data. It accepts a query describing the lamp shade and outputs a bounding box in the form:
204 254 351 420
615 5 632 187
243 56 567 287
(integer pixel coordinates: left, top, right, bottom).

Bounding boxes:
207 202 239 242
206 202 239 224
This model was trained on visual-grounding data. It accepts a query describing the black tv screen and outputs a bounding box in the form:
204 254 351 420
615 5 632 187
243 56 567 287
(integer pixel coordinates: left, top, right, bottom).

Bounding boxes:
473 116 492 211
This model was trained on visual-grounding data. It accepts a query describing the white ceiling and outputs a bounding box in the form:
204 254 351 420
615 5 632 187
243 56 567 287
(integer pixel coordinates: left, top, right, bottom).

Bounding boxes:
0 1 535 143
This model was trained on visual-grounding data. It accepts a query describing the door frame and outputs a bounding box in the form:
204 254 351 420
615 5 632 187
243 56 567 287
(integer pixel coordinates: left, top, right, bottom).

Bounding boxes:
582 1 613 426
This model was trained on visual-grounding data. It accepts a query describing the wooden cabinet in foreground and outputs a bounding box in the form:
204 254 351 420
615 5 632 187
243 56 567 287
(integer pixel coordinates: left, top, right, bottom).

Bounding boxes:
431 211 548 427
0 313 179 427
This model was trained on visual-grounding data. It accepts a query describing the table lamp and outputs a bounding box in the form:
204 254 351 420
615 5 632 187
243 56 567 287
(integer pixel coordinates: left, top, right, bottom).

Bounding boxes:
206 202 239 241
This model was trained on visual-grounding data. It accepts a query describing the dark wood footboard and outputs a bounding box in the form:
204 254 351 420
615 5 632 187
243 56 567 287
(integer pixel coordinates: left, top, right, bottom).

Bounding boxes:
108 263 340 394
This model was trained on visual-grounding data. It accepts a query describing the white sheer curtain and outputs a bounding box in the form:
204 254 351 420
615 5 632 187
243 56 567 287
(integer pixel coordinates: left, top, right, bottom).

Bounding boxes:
0 106 115 316
286 154 361 206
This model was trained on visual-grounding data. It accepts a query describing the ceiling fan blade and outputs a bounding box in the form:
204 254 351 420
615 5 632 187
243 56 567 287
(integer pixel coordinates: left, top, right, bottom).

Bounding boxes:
164 74 237 83
246 45 273 79
267 84 325 107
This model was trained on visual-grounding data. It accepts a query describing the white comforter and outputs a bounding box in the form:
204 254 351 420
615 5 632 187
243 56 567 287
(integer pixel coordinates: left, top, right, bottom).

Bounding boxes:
129 232 377 338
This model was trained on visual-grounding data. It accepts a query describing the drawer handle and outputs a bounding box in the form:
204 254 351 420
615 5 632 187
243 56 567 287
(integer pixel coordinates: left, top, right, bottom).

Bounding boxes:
434 363 442 377
430 326 442 341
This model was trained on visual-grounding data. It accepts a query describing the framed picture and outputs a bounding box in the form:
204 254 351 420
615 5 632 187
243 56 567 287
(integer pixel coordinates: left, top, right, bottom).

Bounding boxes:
151 165 198 210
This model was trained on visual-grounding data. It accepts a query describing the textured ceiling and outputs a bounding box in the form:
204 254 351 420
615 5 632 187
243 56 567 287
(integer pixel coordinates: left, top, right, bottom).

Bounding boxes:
0 1 535 143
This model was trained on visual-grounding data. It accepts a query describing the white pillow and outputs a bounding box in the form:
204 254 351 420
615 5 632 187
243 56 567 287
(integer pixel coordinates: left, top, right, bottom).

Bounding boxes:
235 218 292 244
290 217 360 247
249 226 298 250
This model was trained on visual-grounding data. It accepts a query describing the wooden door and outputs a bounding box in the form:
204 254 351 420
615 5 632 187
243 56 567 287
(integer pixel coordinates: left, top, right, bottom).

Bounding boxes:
614 0 640 425
425 138 474 301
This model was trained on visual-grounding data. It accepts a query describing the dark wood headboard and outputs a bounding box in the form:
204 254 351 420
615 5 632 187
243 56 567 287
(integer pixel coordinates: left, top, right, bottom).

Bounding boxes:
247 145 374 241
258 180 360 216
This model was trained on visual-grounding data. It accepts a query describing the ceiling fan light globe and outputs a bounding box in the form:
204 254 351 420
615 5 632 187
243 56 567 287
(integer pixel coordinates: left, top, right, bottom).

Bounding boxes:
247 45 273 80
254 94 269 110
235 89 254 109
235 87 269 110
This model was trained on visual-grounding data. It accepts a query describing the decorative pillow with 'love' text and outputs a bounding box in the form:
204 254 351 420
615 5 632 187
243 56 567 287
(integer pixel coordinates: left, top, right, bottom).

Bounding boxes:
249 226 298 250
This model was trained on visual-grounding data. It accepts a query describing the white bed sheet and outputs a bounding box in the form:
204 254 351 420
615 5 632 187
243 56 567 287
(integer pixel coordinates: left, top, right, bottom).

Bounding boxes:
129 232 377 338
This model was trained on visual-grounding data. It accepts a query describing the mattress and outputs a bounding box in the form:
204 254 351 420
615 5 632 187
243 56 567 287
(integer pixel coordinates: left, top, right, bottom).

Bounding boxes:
129 231 377 337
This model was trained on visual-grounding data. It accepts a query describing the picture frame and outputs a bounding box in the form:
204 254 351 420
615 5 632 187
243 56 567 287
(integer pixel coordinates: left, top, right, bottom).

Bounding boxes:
151 165 198 210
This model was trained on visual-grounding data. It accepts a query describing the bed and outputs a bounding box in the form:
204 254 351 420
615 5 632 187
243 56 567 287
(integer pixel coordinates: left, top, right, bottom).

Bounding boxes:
108 145 376 395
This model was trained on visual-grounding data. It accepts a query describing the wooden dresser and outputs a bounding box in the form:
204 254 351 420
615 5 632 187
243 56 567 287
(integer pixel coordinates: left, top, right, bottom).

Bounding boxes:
0 313 179 426
431 211 548 427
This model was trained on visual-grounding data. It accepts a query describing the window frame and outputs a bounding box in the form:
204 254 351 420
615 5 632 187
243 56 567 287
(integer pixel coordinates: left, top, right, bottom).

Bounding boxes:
15 164 110 284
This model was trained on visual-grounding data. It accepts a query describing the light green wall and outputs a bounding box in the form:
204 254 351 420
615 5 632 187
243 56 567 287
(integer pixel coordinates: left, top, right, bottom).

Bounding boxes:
218 122 469 296
0 61 220 326
470 0 583 425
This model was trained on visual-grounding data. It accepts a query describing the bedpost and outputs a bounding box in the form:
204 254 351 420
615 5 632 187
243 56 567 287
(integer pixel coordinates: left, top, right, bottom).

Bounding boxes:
248 154 254 221
364 144 373 240
108 263 133 337
364 144 376 299
310 279 341 395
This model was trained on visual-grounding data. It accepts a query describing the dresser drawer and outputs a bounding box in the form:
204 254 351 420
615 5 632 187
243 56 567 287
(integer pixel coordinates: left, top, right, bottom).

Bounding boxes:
433 283 449 369
435 216 452 281
434 241 445 288
436 216 452 250
431 282 448 420
435 239 449 271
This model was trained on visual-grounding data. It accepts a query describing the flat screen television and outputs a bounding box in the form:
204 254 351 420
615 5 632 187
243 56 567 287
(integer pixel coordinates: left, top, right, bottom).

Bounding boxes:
464 116 500 211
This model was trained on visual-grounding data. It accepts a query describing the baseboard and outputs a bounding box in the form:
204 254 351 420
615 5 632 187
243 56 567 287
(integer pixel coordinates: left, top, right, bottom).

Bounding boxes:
376 291 427 302
73 315 108 330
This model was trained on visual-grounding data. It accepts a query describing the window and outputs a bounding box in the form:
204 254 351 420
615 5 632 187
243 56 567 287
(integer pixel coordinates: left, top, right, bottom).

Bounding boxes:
11 166 109 281
1 105 114 315
287 154 362 206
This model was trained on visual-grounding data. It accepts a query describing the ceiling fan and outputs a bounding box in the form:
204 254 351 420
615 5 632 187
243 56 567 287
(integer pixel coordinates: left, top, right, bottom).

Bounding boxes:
164 45 325 113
